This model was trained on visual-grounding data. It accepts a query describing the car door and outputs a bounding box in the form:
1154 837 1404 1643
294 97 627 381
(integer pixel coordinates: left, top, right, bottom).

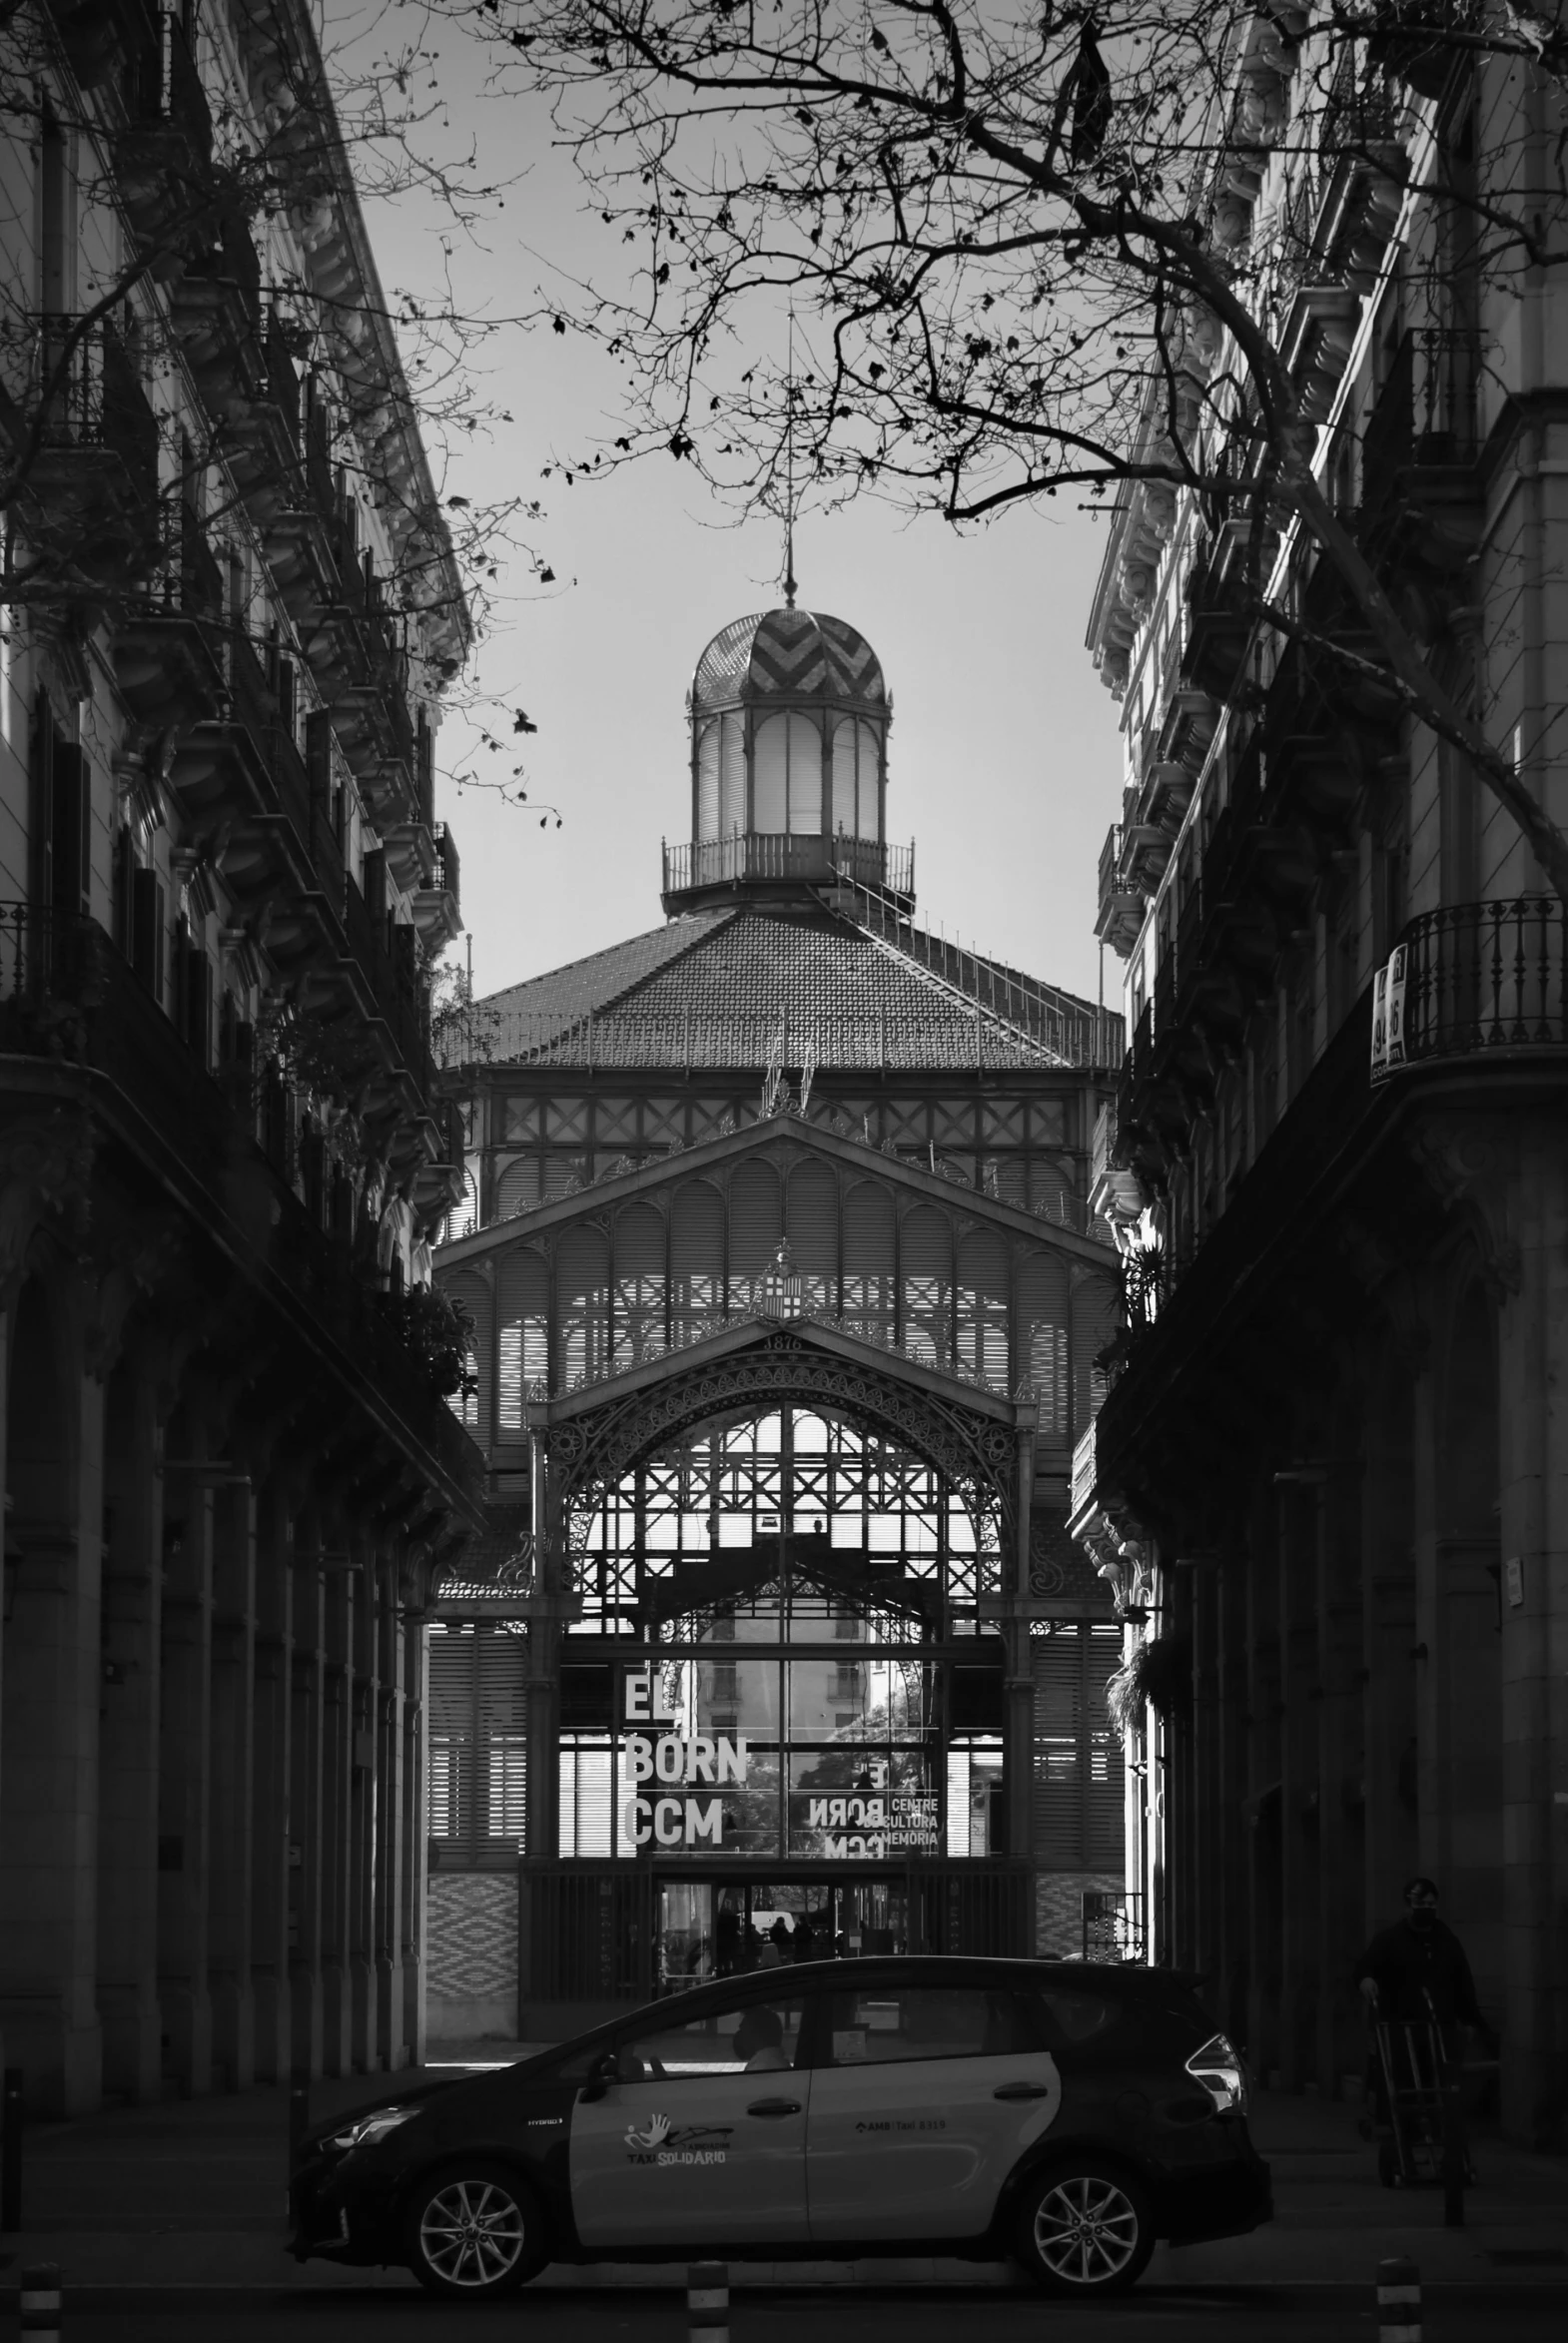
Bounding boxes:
805 1978 1060 2242
569 1987 812 2248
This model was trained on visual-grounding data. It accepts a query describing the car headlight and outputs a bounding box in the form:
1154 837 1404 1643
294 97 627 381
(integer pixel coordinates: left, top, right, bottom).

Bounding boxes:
1184 2033 1247 2115
327 2105 417 2153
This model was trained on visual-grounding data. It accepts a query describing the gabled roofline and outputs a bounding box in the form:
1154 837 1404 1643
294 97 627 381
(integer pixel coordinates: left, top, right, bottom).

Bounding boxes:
434 1111 1117 1269
526 1310 1029 1428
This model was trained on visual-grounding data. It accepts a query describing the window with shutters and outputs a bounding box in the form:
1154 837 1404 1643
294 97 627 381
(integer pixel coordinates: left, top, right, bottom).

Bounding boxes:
671 1179 725 1337
557 1224 610 1388
496 1158 542 1218
696 718 720 839
427 1622 529 1866
727 1160 781 1308
786 1161 838 1315
612 1201 666 1364
1071 1271 1117 1437
1031 1624 1124 1872
1019 1251 1070 1438
443 1171 479 1243
956 1228 1009 1384
901 1205 952 1368
496 1246 549 1428
719 710 746 834
842 1180 895 1342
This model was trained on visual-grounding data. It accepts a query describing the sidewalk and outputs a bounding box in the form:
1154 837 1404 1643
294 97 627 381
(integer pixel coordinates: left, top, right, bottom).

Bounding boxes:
1 2053 1564 2294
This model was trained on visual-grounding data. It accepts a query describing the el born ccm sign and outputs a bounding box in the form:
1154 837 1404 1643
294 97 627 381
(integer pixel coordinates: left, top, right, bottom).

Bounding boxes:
619 1671 940 1855
621 1671 744 1849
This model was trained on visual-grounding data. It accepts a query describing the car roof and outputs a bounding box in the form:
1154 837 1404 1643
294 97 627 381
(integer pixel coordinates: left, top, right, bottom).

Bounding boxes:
510 1952 1190 2072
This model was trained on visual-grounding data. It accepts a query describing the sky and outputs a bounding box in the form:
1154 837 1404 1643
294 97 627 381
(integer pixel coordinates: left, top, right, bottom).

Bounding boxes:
329 6 1129 1009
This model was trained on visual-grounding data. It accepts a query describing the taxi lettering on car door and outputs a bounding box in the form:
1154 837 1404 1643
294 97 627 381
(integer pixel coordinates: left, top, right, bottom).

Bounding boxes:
569 1991 811 2246
804 1982 1061 2241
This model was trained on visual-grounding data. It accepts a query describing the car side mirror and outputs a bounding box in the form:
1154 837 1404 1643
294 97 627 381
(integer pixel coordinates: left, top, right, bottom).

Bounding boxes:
579 2050 620 2104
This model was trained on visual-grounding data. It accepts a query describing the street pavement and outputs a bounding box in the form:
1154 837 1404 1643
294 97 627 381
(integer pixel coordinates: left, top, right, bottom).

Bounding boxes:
1 2042 1564 2331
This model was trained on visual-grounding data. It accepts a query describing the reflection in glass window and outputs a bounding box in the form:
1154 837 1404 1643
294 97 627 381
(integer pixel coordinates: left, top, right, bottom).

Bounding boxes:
826 1986 1032 2064
615 1992 809 2078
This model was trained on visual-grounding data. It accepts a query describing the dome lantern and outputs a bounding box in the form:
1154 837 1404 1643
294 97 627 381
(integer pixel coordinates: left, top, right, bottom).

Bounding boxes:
662 608 913 913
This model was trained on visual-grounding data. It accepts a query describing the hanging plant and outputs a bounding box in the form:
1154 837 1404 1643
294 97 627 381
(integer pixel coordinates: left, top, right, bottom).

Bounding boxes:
1106 1635 1193 1744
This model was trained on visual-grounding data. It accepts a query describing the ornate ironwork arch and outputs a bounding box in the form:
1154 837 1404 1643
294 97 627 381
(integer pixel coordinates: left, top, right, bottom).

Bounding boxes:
546 1333 1019 1534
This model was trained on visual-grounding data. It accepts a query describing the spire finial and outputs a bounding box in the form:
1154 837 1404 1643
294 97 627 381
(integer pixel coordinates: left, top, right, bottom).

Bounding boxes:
783 307 798 610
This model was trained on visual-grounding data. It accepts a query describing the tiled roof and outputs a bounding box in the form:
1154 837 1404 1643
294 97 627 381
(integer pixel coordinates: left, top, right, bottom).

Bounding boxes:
476 907 737 1024
465 903 1088 1070
691 608 886 712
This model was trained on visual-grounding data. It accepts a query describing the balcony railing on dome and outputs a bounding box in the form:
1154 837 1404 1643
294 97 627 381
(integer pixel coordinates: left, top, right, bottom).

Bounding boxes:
1372 896 1568 1080
662 831 913 897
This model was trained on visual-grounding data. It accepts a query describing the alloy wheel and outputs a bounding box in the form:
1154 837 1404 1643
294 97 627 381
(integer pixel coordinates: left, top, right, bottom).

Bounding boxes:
417 2176 527 2289
1031 2172 1143 2286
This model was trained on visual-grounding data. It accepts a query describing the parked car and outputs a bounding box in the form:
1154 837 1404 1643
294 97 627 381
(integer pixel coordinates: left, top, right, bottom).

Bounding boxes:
289 1955 1270 2299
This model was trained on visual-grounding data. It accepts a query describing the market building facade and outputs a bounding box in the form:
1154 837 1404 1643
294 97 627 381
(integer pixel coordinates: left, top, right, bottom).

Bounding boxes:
431 605 1128 2038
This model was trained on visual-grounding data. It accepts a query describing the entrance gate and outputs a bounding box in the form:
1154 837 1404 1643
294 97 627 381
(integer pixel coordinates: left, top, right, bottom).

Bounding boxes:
519 1860 1033 2009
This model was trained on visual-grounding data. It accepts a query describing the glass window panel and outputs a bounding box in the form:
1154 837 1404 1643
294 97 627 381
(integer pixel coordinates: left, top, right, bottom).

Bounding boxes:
559 1735 613 1857
503 1098 542 1142
544 1098 590 1143
753 714 789 830
1031 1100 1069 1146
614 1990 808 2079
826 1986 1031 2065
980 1099 1027 1145
596 1097 640 1147
623 1761 781 1859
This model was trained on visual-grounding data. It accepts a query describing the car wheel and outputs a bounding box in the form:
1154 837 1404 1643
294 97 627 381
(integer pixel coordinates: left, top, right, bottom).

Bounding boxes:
405 2161 546 2298
1017 2160 1154 2296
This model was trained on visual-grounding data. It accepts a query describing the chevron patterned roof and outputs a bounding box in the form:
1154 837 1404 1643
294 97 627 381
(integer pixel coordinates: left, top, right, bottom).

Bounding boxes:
691 608 886 712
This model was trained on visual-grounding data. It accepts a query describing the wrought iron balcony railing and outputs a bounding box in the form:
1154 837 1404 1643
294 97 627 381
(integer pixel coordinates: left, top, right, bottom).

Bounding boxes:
1372 896 1568 1080
661 831 913 897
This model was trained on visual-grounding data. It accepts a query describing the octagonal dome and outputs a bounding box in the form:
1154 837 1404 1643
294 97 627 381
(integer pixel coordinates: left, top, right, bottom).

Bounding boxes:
692 607 886 714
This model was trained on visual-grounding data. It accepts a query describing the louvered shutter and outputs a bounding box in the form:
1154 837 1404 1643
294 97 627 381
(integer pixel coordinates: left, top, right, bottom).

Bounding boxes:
727 1160 781 1307
696 718 720 840
1032 1628 1084 1865
843 1180 896 1339
556 1224 610 1388
753 715 788 831
613 1200 666 1365
1032 1625 1126 1874
496 1245 549 1426
671 1179 724 1338
1028 1161 1074 1224
479 1624 529 1847
1071 1269 1117 1437
442 1271 490 1441
786 1161 838 1314
1085 1624 1125 1869
427 1624 476 1850
956 1227 1009 1384
901 1204 952 1368
786 711 822 834
496 1158 543 1217
1019 1250 1070 1438
719 711 745 835
444 1172 478 1241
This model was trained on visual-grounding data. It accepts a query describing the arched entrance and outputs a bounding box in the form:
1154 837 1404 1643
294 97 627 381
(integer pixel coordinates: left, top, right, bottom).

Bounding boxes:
515 1328 1037 2012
